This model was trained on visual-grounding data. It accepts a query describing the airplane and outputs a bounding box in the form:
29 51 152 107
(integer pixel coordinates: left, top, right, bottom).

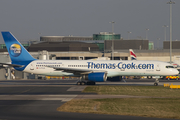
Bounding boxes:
129 49 137 60
1 32 179 86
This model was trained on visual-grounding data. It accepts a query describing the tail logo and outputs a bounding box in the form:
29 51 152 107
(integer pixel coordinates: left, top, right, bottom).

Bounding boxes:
9 44 22 57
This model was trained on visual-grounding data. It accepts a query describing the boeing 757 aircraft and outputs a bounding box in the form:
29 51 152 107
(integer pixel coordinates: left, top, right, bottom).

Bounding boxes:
1 32 179 86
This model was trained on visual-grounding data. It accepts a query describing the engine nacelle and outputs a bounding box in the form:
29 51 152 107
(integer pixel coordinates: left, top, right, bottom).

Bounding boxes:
82 72 107 82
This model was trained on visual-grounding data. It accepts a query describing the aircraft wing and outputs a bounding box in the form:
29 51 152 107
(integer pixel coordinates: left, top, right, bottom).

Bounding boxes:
47 66 107 75
0 63 24 68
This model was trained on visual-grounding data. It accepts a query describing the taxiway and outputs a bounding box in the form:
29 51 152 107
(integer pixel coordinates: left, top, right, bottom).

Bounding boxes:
0 79 178 120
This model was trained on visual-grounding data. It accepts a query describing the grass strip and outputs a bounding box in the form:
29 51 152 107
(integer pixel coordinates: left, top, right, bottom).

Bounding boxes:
57 98 180 119
83 86 180 98
57 86 180 119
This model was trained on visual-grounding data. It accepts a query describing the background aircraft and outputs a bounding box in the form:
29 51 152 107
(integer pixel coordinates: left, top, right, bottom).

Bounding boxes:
129 49 137 60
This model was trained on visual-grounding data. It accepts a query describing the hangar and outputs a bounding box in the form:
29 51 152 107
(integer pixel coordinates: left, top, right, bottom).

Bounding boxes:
28 41 99 52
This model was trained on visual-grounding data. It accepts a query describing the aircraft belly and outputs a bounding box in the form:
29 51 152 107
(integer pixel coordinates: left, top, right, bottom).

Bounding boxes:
107 69 160 76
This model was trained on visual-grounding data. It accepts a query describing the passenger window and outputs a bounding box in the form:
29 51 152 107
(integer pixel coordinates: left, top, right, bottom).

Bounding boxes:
166 66 174 68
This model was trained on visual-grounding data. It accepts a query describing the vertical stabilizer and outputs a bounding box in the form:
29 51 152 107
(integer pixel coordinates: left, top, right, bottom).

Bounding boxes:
129 49 137 60
1 32 36 70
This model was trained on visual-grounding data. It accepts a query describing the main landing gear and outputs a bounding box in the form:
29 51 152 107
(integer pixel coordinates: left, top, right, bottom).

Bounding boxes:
154 78 159 86
77 81 96 85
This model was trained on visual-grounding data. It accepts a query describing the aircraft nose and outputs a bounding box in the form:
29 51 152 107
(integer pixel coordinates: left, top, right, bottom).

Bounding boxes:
174 69 179 75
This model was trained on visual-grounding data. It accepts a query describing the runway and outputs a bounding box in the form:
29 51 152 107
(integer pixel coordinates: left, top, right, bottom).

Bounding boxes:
1 79 180 86
0 79 178 120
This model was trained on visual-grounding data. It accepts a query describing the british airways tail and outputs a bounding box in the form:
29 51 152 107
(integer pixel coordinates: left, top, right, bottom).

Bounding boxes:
1 32 36 70
129 49 137 60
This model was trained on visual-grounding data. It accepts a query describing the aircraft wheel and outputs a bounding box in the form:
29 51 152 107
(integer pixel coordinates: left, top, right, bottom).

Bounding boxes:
81 82 86 85
77 82 81 85
154 83 158 86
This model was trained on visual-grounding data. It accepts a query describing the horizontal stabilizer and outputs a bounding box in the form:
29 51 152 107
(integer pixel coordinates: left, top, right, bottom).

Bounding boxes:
0 63 24 68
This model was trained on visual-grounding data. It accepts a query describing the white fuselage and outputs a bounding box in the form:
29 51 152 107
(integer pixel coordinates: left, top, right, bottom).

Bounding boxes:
24 60 179 77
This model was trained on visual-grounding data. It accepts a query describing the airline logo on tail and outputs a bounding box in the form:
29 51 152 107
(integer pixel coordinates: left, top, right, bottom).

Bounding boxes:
129 49 137 60
10 44 22 57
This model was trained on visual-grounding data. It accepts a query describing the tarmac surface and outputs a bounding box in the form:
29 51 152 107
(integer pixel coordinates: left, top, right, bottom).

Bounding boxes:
0 79 179 120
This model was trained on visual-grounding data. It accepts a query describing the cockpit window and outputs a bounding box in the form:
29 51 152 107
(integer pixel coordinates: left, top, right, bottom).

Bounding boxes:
166 66 174 68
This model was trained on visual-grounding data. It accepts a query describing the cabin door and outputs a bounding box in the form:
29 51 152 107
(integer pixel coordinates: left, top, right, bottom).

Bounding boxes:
118 64 125 71
30 63 34 70
156 64 160 71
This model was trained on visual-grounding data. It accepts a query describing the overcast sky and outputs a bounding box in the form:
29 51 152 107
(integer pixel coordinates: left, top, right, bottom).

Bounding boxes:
0 0 179 49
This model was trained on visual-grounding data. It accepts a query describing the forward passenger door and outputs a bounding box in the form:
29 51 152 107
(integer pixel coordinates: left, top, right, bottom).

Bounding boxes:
156 64 160 71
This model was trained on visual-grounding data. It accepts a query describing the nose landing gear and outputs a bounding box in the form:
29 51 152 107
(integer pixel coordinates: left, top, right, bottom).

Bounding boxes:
154 78 159 86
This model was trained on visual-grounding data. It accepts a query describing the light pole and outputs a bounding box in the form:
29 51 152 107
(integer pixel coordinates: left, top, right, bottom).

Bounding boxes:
38 33 41 41
167 0 175 64
145 29 149 40
157 38 160 49
110 21 115 60
127 31 131 40
162 25 168 41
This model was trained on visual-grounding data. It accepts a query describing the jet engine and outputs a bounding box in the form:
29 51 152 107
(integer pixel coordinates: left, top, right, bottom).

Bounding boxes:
82 72 107 82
